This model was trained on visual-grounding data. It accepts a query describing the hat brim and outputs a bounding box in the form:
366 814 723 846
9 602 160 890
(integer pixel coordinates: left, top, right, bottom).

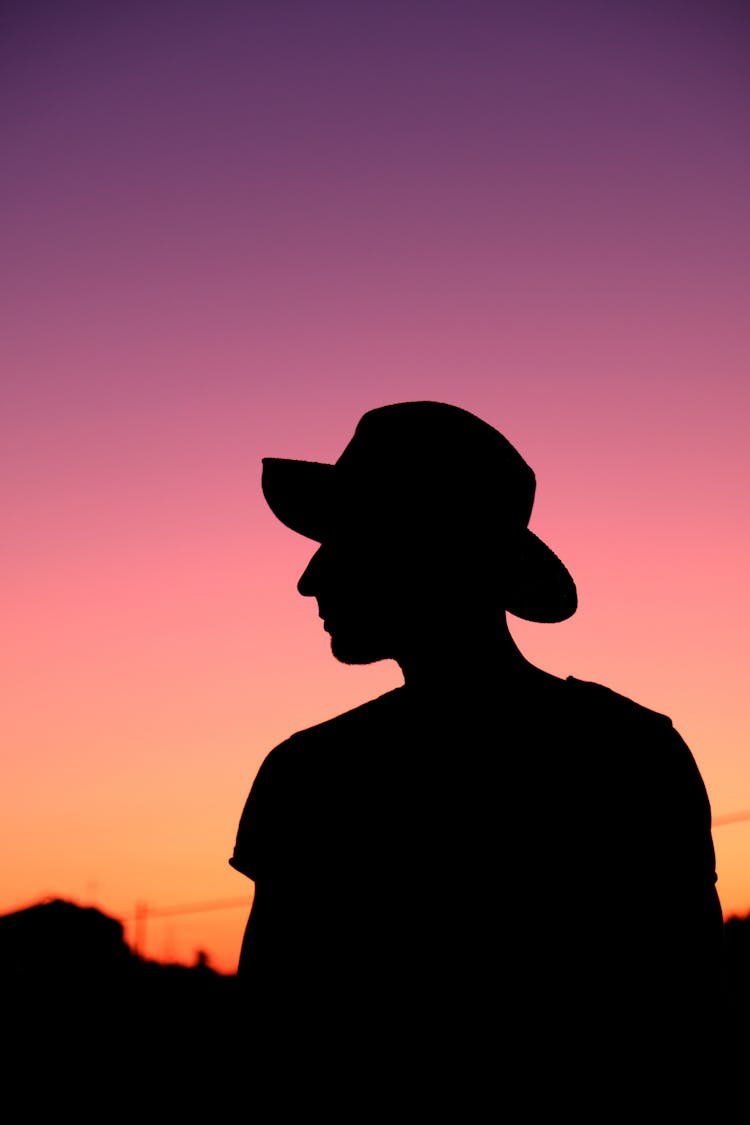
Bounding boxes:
261 456 577 623
262 457 336 543
503 531 577 623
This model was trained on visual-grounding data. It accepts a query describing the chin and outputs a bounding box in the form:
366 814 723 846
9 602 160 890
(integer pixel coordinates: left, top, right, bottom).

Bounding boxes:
329 631 392 666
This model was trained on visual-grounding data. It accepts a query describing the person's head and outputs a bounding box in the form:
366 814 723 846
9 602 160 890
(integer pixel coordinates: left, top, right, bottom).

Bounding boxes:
295 507 522 665
262 401 577 666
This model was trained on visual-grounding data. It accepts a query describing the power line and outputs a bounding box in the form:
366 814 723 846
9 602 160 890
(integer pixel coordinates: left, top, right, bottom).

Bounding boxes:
713 810 750 827
127 895 249 922
128 895 250 959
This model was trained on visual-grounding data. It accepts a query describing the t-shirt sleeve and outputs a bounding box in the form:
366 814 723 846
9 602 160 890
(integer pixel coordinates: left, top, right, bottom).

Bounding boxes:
228 747 284 882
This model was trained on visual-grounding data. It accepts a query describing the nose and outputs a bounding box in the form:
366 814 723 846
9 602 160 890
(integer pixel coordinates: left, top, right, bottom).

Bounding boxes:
297 545 324 597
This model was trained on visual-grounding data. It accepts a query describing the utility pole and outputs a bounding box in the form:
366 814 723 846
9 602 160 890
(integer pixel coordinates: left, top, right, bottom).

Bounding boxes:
133 901 149 958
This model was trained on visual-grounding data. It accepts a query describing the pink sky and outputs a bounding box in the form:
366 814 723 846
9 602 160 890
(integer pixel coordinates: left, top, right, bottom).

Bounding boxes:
2 0 749 973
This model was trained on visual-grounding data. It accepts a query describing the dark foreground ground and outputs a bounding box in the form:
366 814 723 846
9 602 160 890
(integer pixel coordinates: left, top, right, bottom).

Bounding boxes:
3 906 750 1113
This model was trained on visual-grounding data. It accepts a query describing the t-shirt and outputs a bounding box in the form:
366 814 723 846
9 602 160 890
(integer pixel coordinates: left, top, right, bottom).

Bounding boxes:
228 674 724 1105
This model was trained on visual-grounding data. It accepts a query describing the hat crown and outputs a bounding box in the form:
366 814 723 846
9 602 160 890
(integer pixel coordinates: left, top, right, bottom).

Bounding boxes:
334 401 536 530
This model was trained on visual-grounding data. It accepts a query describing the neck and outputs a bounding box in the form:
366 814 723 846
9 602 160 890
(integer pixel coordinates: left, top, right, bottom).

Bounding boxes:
395 615 545 695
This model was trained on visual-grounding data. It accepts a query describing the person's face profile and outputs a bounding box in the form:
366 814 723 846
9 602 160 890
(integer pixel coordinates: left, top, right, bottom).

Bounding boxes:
297 530 436 665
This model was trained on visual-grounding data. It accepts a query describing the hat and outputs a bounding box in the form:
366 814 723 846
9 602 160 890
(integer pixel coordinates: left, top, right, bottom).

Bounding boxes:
261 400 577 623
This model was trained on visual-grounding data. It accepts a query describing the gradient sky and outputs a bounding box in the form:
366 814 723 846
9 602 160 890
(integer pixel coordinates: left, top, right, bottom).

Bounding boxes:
2 0 749 974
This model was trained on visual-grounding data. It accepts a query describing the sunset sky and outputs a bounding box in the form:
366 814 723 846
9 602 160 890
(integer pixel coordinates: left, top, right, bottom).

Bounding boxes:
3 0 749 975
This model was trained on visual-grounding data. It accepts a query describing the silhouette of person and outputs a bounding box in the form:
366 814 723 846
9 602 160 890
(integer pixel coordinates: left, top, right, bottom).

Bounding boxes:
229 401 724 1112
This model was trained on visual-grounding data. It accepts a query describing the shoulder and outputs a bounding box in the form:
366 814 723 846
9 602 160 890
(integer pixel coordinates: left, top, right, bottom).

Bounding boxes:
564 676 709 797
230 689 404 879
564 675 675 730
250 687 404 787
269 687 404 757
